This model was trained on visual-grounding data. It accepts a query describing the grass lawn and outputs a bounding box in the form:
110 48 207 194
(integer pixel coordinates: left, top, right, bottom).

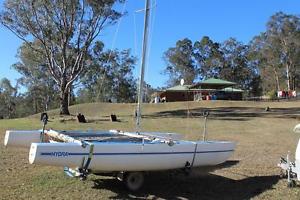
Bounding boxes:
1 100 300 199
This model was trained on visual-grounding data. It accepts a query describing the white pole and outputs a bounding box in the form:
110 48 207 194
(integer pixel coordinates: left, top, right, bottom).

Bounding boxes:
136 0 151 132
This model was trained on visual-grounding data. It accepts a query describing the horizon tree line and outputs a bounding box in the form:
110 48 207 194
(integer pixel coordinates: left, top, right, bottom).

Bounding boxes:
0 0 299 119
164 12 300 96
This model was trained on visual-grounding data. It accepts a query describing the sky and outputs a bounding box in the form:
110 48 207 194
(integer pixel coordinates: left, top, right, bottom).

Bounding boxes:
0 0 300 90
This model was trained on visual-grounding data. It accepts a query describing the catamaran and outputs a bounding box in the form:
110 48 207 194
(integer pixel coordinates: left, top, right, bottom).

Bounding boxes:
4 0 236 191
5 123 235 191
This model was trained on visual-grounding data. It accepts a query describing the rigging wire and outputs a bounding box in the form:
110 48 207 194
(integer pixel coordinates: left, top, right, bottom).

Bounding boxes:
185 88 191 137
133 9 140 124
144 0 157 89
97 1 127 102
133 11 138 57
78 2 127 106
133 9 140 119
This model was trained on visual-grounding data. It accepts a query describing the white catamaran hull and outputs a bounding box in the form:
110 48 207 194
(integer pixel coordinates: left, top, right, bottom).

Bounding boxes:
4 130 41 148
4 130 183 148
29 140 235 172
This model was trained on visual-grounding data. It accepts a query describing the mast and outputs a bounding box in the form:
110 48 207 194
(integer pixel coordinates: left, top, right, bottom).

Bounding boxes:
136 0 151 132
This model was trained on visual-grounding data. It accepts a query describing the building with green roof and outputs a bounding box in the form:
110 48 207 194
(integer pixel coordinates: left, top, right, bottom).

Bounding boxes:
154 78 243 102
191 78 236 89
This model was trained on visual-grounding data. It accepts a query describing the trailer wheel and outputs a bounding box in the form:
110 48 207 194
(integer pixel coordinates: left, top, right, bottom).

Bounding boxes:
124 172 144 191
279 170 287 178
287 180 296 188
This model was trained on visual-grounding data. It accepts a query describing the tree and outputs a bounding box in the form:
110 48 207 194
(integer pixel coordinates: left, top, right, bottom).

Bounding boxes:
0 0 124 114
249 12 300 93
80 42 137 103
13 40 59 113
0 78 17 118
163 38 197 86
193 36 223 79
219 38 259 91
249 33 284 92
143 82 155 103
163 37 260 95
266 12 300 91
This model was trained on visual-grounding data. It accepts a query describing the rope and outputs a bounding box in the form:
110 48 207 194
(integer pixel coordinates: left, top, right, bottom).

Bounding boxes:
190 142 198 168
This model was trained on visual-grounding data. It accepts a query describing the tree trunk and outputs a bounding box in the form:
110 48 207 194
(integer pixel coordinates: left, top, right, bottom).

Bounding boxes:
273 67 280 91
68 86 72 107
286 64 291 91
34 97 38 114
292 76 296 91
59 80 70 115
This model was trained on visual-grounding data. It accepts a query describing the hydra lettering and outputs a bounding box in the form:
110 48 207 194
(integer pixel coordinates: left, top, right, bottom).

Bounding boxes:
51 152 69 157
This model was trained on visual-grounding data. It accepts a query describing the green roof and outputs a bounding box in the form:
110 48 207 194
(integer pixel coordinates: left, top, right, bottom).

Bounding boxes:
166 85 191 91
201 78 236 85
191 78 236 89
221 87 243 92
165 79 238 92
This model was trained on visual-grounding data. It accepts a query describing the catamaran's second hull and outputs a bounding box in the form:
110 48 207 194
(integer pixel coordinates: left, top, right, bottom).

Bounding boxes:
29 140 235 172
4 130 183 148
4 130 41 148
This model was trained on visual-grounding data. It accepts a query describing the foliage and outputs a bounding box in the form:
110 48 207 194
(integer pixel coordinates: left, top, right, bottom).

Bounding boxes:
163 12 300 96
0 78 17 118
164 37 260 95
163 38 197 86
266 90 278 100
78 42 137 103
250 12 300 92
2 9 300 119
13 41 60 113
193 36 223 79
219 38 260 91
0 0 125 114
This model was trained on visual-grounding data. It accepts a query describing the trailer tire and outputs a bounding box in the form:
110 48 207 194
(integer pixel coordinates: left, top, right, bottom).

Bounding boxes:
287 180 296 188
279 170 287 178
124 172 144 191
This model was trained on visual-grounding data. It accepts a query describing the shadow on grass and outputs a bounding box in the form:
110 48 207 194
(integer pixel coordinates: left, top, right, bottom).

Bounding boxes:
91 160 279 200
143 106 300 121
87 119 111 123
58 118 128 124
92 174 279 200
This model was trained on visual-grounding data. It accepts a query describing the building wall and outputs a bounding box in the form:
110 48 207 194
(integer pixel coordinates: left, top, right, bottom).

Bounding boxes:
215 91 243 100
161 91 194 102
159 91 243 102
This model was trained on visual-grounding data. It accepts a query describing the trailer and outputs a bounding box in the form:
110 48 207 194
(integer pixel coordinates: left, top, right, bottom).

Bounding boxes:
278 124 300 187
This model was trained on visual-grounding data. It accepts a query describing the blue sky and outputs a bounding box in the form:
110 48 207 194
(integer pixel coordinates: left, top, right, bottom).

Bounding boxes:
0 0 300 90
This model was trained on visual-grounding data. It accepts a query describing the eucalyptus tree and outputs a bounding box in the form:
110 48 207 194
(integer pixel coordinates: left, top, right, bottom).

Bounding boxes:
266 12 300 91
13 40 59 113
219 38 259 91
249 33 284 92
163 38 197 86
193 36 223 79
80 41 137 103
0 0 124 114
0 78 18 118
249 12 300 92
